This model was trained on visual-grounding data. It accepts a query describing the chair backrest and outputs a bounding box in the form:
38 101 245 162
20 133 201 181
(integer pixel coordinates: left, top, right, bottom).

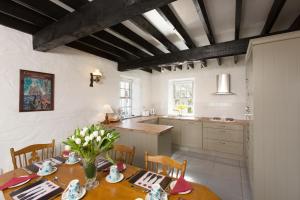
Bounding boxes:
111 144 135 165
145 152 187 178
10 139 55 169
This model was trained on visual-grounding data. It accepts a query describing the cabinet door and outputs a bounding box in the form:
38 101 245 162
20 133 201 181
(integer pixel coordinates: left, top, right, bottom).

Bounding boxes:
169 120 182 145
181 121 202 149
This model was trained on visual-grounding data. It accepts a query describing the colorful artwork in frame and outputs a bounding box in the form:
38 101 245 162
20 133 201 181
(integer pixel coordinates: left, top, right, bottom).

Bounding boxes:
19 70 55 112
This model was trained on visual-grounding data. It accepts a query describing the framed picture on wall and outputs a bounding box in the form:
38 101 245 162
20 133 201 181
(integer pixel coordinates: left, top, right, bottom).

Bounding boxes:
19 70 55 112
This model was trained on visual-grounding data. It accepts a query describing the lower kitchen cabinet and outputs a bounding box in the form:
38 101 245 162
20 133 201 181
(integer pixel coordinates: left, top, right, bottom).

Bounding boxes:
181 121 202 150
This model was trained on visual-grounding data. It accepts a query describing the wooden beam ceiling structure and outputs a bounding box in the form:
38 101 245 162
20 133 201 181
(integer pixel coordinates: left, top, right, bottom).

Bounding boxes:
157 5 207 66
261 0 286 35
192 0 222 65
130 15 180 53
59 0 158 73
289 14 300 31
234 0 242 64
32 0 176 52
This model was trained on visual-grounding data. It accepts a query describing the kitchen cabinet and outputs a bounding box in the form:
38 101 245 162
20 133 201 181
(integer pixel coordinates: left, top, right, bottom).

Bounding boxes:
181 121 202 150
245 32 300 199
159 118 182 145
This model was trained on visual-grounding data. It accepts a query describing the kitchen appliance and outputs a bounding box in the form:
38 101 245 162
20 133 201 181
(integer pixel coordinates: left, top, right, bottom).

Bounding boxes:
215 74 234 95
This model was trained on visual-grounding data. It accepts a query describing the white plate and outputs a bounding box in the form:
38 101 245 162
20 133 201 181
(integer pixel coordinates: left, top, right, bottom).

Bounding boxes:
8 176 31 188
105 173 124 183
65 160 80 165
169 181 192 194
37 167 58 176
61 187 86 200
145 193 168 200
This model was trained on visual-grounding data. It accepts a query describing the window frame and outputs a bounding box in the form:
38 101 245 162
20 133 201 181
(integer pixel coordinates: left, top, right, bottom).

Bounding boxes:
119 78 133 118
168 78 195 116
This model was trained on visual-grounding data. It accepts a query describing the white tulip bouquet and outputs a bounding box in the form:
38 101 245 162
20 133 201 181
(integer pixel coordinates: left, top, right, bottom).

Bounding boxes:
64 124 120 163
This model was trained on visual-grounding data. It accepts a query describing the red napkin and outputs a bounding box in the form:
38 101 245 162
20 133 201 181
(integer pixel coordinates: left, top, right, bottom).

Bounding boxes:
117 162 125 171
62 150 70 157
170 176 193 195
0 174 39 190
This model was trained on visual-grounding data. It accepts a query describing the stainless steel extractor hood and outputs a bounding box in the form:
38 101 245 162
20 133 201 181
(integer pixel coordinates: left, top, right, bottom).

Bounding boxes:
215 74 234 95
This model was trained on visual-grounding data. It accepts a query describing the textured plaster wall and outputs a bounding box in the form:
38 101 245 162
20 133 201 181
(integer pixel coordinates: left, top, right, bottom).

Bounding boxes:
0 26 151 171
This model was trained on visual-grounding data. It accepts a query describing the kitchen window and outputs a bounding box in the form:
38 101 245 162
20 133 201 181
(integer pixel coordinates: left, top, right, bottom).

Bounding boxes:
120 79 132 118
168 79 194 116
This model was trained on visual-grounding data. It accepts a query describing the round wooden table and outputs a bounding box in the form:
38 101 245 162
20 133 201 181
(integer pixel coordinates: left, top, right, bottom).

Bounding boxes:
0 164 220 200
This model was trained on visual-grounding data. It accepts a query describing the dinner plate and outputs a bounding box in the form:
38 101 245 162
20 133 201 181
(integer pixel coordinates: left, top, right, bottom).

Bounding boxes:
169 181 192 194
145 193 168 200
61 187 86 200
105 173 124 183
8 176 31 188
37 167 58 176
65 160 80 165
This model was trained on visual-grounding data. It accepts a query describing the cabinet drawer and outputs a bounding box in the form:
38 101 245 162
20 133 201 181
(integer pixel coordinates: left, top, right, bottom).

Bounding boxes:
203 122 243 130
203 128 243 143
203 139 244 155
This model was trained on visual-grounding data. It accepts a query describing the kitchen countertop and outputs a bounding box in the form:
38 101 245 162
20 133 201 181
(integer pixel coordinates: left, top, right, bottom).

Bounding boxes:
105 116 249 135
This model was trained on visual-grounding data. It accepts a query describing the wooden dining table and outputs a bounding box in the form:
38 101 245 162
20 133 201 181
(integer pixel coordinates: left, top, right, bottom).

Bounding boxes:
0 163 220 200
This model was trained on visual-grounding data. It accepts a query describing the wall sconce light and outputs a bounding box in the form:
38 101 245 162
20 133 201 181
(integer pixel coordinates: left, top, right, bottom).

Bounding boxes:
90 69 102 87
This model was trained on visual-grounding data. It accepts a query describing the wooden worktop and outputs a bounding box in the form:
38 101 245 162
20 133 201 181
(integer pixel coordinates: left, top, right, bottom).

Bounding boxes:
105 116 173 135
105 116 248 135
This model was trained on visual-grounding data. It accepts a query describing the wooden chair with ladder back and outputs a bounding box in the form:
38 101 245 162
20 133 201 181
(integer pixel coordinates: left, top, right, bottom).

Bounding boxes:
110 144 135 165
10 139 55 169
145 152 187 178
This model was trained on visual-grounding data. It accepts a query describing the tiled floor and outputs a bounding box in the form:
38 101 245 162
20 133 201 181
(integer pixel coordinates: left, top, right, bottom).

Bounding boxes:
172 150 252 200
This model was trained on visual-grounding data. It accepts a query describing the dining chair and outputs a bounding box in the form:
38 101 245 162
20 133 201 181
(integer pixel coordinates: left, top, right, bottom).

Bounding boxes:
10 139 55 169
145 152 187 178
111 144 135 165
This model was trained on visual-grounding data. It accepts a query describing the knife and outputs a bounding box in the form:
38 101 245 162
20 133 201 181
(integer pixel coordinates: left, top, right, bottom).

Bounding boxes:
147 174 157 183
16 186 42 199
19 189 44 200
152 175 162 184
25 190 46 200
143 172 152 181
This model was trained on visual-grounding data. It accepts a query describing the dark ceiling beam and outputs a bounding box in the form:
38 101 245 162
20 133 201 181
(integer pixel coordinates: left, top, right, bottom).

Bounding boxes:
110 24 164 55
79 36 139 61
193 0 221 65
118 29 296 71
157 5 196 49
0 12 39 34
130 15 180 52
176 65 183 70
33 0 176 51
289 14 300 31
93 31 150 58
66 41 123 62
261 0 286 35
118 38 250 71
234 0 242 64
0 1 52 27
13 0 67 20
188 63 194 69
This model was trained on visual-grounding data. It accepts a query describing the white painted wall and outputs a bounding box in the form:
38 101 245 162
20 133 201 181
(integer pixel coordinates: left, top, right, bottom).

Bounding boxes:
151 58 246 119
0 26 152 171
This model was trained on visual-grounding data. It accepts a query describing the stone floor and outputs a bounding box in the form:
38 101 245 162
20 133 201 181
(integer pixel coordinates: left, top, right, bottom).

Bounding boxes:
172 150 252 200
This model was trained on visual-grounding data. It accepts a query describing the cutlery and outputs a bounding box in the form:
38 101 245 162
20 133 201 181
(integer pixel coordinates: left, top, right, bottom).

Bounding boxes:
147 174 157 183
21 167 33 175
19 189 44 200
152 175 162 184
26 190 46 200
143 172 152 181
16 186 42 199
126 171 139 181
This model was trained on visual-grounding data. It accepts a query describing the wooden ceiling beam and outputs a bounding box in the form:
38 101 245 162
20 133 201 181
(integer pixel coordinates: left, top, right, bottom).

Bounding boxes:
118 38 250 71
0 12 39 34
66 41 123 62
32 0 176 51
157 5 196 49
193 0 221 65
79 36 139 61
289 14 300 31
261 0 286 35
110 24 164 55
0 1 52 27
59 0 87 9
130 15 179 52
234 0 242 64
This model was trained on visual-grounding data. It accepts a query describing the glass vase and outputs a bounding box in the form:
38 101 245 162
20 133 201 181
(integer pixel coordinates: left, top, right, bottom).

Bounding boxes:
82 159 99 190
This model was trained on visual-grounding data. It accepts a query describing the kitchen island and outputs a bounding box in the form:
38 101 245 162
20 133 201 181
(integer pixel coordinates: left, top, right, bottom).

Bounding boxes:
105 116 173 167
